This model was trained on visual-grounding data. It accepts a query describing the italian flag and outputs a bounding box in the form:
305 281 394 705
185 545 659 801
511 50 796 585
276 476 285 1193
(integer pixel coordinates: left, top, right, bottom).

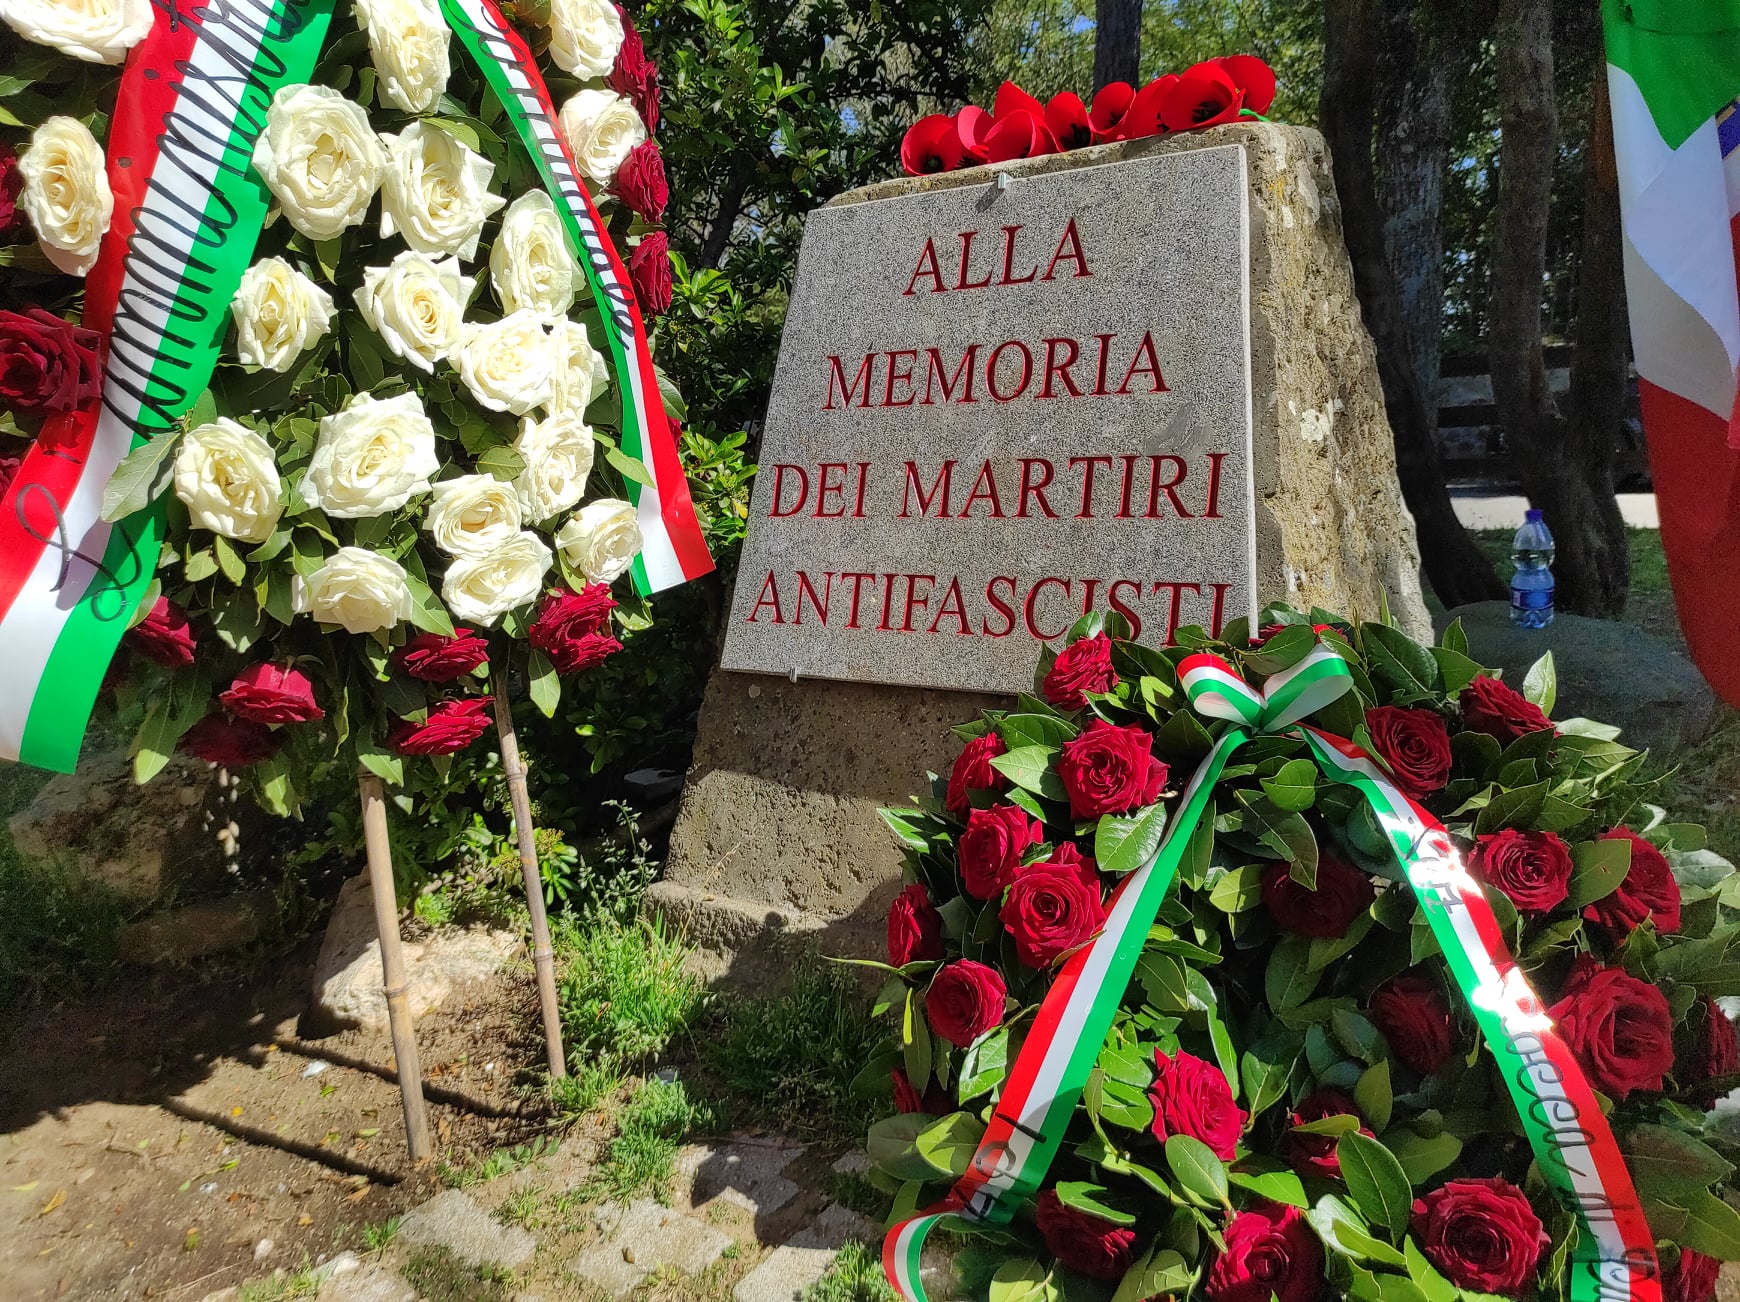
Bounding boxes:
1603 0 1740 706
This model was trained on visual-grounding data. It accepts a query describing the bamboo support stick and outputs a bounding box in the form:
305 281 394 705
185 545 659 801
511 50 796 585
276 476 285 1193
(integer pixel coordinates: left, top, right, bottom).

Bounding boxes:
492 672 568 1079
357 769 432 1162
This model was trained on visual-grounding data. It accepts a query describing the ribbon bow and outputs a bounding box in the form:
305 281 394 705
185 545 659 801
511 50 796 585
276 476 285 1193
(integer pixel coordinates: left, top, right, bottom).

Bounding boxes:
884 641 1659 1302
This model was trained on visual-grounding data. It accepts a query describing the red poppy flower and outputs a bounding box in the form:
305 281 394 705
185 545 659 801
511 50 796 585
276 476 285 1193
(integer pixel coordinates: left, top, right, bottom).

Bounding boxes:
901 114 965 176
1045 91 1092 150
956 104 993 161
1162 62 1246 132
1089 82 1135 141
1216 54 1277 115
985 111 1054 163
1119 74 1177 141
993 81 1048 124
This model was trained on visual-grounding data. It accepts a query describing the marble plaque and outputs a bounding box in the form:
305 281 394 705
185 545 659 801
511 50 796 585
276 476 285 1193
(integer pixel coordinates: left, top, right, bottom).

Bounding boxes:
720 146 1257 694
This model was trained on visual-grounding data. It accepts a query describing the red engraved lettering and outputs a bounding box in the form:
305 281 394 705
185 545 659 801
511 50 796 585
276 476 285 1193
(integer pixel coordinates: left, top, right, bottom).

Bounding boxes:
1016 457 1058 518
983 577 1018 637
841 572 876 629
1109 579 1144 639
1024 577 1073 640
1147 455 1193 519
904 238 946 295
959 461 1006 518
1152 581 1204 641
877 573 898 631
1039 337 1083 398
1116 453 1137 518
747 571 785 623
823 354 875 409
882 349 919 407
999 225 1037 285
1090 332 1115 395
956 230 994 290
930 577 972 634
1044 216 1092 280
1204 451 1226 518
1069 455 1112 518
768 464 809 518
900 460 956 518
987 340 1034 402
794 570 834 625
901 574 936 632
814 462 848 517
852 462 870 518
1079 577 1101 613
1208 582 1232 636
1116 331 1168 395
922 345 979 405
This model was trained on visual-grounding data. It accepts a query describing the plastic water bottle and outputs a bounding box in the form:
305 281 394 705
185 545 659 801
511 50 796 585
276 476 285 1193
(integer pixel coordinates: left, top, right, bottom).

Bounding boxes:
1510 509 1556 629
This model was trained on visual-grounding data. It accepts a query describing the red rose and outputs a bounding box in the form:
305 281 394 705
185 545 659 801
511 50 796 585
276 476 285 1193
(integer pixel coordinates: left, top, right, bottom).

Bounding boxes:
925 959 1005 1047
607 5 659 132
628 231 673 316
218 661 324 725
1042 632 1119 710
611 139 668 222
957 803 1041 900
1583 827 1682 940
1548 956 1675 1099
1684 997 1739 1109
0 454 20 496
1471 827 1574 913
1043 91 1092 150
901 113 967 176
1215 55 1277 116
1034 1189 1137 1281
1161 61 1246 132
1205 1202 1325 1302
890 1067 952 1115
1261 853 1374 939
1369 973 1457 1074
1460 676 1553 744
1057 719 1166 819
393 629 489 682
124 597 197 668
1664 1249 1721 1302
1088 81 1134 141
0 144 23 234
887 882 945 966
391 697 493 756
528 584 621 675
1147 1048 1245 1160
1365 706 1452 798
180 715 280 768
1410 1177 1548 1297
0 308 101 414
945 731 1009 815
1285 1090 1371 1179
999 854 1104 968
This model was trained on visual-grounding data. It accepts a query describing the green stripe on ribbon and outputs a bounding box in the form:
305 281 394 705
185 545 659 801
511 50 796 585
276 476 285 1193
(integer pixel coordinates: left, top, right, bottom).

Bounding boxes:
1603 0 1740 149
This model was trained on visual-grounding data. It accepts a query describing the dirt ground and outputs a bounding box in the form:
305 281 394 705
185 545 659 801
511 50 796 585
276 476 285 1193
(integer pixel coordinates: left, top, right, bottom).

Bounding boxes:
0 939 550 1301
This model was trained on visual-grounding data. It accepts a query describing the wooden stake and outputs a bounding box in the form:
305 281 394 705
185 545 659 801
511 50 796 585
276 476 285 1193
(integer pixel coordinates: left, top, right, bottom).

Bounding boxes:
492 672 568 1079
357 769 432 1161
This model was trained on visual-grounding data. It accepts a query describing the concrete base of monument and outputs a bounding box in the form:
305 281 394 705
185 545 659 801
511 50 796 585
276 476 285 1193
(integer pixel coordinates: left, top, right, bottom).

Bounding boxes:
655 122 1432 979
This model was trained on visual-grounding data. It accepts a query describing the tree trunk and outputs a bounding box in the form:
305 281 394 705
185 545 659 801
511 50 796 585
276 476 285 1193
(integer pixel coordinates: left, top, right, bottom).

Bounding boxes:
1092 0 1142 93
699 164 754 269
1488 0 1629 614
1323 0 1507 608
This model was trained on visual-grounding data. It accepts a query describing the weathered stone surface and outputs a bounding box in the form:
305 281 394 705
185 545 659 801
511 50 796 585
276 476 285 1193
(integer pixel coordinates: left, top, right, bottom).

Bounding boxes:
1439 602 1720 752
580 1199 735 1291
663 124 1427 973
7 745 244 901
116 892 275 966
315 1264 415 1302
396 1190 536 1272
306 876 521 1035
677 1141 804 1216
570 1243 648 1299
733 1204 880 1302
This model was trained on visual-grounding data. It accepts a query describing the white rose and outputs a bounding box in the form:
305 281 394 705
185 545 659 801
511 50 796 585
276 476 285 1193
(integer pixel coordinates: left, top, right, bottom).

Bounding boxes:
18 117 112 276
441 531 552 625
548 319 610 416
490 191 575 317
379 122 505 261
252 85 386 241
454 311 556 415
558 89 646 186
556 497 641 585
425 473 523 556
354 0 450 113
0 0 149 63
173 419 284 544
302 391 440 519
547 0 622 77
231 257 336 372
513 411 595 521
353 251 474 372
293 546 415 634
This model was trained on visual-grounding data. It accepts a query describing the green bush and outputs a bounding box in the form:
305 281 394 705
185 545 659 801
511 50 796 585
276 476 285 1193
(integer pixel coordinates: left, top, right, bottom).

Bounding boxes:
556 916 706 1071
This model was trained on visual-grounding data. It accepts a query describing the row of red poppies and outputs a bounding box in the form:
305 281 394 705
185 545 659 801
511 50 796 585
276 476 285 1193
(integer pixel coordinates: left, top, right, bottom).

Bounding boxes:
900 55 1278 176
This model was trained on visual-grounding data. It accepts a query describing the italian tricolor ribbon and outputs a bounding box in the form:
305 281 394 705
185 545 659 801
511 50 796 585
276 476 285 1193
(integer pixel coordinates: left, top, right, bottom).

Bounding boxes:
885 645 1660 1302
0 0 335 773
440 0 714 597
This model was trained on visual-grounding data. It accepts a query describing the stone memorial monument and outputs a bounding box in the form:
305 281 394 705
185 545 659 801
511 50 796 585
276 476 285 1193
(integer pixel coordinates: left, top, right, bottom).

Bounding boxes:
653 121 1431 981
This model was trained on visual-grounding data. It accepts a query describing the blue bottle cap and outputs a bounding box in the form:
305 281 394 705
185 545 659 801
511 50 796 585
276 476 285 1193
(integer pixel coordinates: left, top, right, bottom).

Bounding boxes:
1524 508 1544 522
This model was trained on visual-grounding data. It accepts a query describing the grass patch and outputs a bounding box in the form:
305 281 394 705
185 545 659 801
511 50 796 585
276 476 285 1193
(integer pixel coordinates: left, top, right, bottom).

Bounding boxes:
803 1241 896 1302
583 1077 716 1204
361 1215 401 1253
439 1135 558 1189
699 963 883 1138
556 916 706 1072
402 1246 511 1302
550 1057 623 1122
237 1265 322 1301
0 835 134 1015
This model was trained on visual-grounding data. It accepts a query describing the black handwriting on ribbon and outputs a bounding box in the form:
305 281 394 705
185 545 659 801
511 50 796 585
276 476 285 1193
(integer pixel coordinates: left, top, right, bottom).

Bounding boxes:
15 482 143 623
